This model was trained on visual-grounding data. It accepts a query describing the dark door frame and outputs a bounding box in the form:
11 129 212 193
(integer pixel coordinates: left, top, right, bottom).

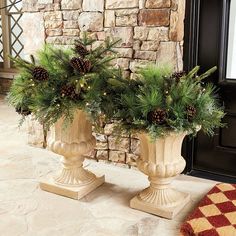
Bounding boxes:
183 0 236 183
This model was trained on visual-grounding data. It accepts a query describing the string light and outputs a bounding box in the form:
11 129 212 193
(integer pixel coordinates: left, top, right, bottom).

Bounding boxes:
103 92 107 96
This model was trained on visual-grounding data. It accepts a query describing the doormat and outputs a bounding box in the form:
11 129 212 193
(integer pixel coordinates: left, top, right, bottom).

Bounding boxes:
180 183 236 236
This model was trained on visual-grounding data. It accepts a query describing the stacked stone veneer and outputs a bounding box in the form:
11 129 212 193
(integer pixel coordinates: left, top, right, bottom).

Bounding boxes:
90 124 141 167
22 0 185 167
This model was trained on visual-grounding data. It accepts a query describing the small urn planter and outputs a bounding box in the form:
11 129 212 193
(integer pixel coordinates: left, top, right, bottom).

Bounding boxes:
40 110 105 200
130 132 189 219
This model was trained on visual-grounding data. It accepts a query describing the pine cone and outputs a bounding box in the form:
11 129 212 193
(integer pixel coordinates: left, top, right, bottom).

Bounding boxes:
84 60 92 72
74 43 89 58
60 85 78 100
171 71 186 83
147 109 167 125
33 66 49 81
15 106 31 116
70 57 91 73
186 105 197 121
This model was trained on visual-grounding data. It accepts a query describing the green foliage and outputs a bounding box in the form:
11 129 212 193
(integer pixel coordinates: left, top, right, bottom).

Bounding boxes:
7 33 121 129
115 64 225 140
7 32 225 140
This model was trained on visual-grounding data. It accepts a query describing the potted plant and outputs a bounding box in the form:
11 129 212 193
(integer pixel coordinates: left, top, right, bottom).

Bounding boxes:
7 34 121 199
112 64 225 218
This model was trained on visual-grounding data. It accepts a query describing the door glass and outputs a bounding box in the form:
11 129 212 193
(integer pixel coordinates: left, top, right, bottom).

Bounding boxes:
227 0 236 79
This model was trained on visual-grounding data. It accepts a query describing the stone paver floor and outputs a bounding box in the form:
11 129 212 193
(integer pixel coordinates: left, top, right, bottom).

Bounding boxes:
0 98 217 236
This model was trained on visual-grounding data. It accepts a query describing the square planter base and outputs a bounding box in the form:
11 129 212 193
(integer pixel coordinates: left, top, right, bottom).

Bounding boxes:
40 175 105 200
130 192 190 219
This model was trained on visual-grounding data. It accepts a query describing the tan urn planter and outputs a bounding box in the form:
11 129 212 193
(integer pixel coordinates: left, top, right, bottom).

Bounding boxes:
130 132 190 219
40 110 105 200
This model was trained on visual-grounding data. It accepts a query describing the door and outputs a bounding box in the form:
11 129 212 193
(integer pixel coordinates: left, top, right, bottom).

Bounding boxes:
184 0 236 182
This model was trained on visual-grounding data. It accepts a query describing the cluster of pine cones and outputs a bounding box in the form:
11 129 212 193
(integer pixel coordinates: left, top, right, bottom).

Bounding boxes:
70 43 91 73
146 71 197 125
31 43 91 82
147 105 197 125
30 43 92 102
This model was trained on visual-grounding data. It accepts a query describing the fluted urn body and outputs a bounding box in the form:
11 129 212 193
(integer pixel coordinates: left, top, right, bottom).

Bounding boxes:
130 132 190 219
40 110 104 199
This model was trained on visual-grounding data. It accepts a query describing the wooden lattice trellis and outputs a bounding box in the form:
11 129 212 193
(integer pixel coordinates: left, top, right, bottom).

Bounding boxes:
0 0 23 69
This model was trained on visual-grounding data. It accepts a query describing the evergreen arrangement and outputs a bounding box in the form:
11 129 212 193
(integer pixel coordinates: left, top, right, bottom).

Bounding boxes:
7 33 225 140
112 65 225 139
7 33 122 129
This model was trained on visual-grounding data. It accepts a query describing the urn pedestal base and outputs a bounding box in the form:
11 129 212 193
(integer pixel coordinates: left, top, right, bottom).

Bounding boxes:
40 110 105 200
131 132 191 219
40 175 105 200
130 189 190 219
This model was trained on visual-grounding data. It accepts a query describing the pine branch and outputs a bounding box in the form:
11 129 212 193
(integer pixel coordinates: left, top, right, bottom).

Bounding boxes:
9 56 34 72
197 66 217 81
185 66 200 80
30 55 36 65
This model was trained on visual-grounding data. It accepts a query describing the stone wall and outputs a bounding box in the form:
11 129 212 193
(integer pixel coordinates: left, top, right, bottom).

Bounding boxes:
22 0 186 167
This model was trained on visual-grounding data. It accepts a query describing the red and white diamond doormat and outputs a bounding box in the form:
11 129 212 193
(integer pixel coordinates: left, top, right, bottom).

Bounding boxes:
180 183 236 236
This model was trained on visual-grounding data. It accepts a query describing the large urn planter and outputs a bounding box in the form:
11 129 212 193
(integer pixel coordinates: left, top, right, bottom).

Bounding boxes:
130 132 189 219
40 110 105 200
